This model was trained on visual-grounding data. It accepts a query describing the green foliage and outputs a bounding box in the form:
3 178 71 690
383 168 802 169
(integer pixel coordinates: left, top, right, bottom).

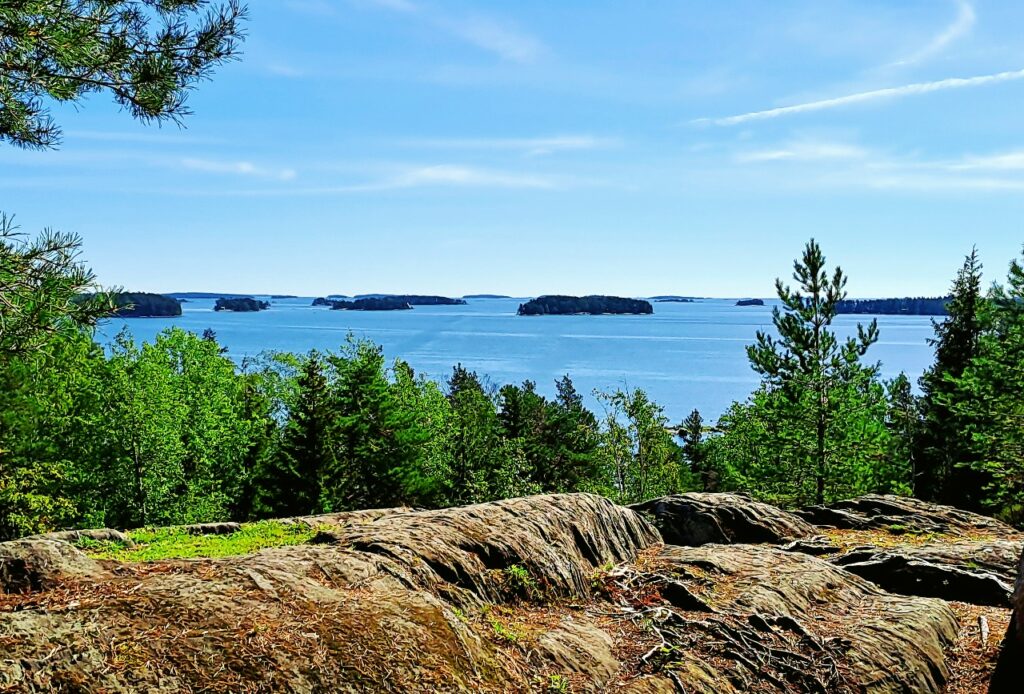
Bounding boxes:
0 213 114 359
78 520 316 561
736 239 886 506
942 248 1024 522
596 387 690 504
0 0 247 149
915 249 990 508
502 563 541 601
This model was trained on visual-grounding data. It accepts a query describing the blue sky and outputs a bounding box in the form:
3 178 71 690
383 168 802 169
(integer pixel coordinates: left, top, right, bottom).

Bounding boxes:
4 0 1024 297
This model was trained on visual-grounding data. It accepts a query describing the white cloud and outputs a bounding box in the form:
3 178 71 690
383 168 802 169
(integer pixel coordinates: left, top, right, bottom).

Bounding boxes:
359 0 544 63
441 16 544 63
402 135 616 156
696 68 1024 126
737 141 867 163
387 164 556 189
892 0 975 67
181 158 298 181
266 63 306 78
948 150 1024 171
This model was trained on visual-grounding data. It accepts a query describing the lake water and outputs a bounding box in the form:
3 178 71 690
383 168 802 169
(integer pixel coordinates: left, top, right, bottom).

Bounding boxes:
99 297 936 423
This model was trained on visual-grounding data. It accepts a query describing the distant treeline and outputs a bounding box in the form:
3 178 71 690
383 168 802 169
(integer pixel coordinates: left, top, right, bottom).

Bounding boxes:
518 295 654 316
360 295 467 306
111 292 182 318
836 297 950 316
214 297 269 312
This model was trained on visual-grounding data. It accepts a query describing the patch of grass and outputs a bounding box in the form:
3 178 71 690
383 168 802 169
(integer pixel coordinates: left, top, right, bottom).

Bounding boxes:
77 520 318 561
489 615 523 644
502 563 541 600
545 673 571 692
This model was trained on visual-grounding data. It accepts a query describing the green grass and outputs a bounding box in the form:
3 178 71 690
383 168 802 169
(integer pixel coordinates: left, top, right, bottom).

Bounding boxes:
76 520 318 561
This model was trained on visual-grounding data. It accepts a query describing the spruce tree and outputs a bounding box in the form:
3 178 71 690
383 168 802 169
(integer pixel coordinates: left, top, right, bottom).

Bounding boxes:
915 249 986 505
264 352 334 517
679 409 716 491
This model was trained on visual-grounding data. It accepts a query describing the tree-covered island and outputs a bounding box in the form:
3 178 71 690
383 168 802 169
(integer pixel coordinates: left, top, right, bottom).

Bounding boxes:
111 292 182 318
835 297 951 315
735 298 765 307
331 297 413 311
214 297 270 312
517 295 654 315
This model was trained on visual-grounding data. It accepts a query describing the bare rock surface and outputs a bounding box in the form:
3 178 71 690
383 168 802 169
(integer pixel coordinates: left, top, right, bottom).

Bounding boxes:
990 545 1024 692
0 539 107 594
830 539 1022 607
630 492 815 546
0 493 975 692
636 544 959 693
796 494 1018 537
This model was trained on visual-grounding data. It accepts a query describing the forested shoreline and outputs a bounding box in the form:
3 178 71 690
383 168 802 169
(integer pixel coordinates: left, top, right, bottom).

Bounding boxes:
4 221 1024 539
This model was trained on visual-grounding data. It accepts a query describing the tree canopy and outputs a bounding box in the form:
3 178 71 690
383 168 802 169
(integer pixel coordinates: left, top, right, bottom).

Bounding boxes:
0 0 247 149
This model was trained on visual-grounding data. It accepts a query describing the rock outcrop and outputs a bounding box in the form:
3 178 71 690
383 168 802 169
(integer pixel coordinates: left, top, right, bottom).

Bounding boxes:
631 492 814 546
830 540 1021 607
796 494 1018 537
991 544 1024 692
0 539 106 594
0 493 997 692
643 544 958 693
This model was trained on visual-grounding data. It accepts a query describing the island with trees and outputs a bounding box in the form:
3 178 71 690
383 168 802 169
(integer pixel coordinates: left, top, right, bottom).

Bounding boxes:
463 294 512 299
169 292 253 300
652 297 696 303
835 297 950 315
214 297 270 312
111 292 182 318
735 298 765 307
354 294 467 306
517 295 654 316
331 297 413 311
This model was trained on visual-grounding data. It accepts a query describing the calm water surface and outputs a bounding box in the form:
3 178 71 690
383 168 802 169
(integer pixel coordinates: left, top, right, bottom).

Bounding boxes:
99 298 936 422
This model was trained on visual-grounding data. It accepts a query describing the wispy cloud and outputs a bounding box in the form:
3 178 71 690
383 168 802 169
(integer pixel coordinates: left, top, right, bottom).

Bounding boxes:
696 68 1024 126
356 0 545 63
736 141 867 163
402 135 617 156
948 149 1024 170
440 16 544 63
384 164 556 189
181 158 298 181
892 0 975 67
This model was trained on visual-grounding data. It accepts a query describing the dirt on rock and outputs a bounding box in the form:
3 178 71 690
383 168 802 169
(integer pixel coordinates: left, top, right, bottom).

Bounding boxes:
0 492 1014 692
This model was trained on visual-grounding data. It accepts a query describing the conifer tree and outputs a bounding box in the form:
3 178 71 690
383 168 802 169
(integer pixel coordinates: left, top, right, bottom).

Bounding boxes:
262 352 334 517
746 239 880 505
915 249 987 505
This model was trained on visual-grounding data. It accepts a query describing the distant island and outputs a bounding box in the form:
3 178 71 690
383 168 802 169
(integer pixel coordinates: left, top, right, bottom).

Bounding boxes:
836 297 950 316
270 294 298 299
353 294 467 306
214 297 269 312
110 292 182 318
331 297 412 311
313 295 464 309
649 295 698 302
169 292 254 300
463 294 512 299
517 295 653 316
735 299 765 307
